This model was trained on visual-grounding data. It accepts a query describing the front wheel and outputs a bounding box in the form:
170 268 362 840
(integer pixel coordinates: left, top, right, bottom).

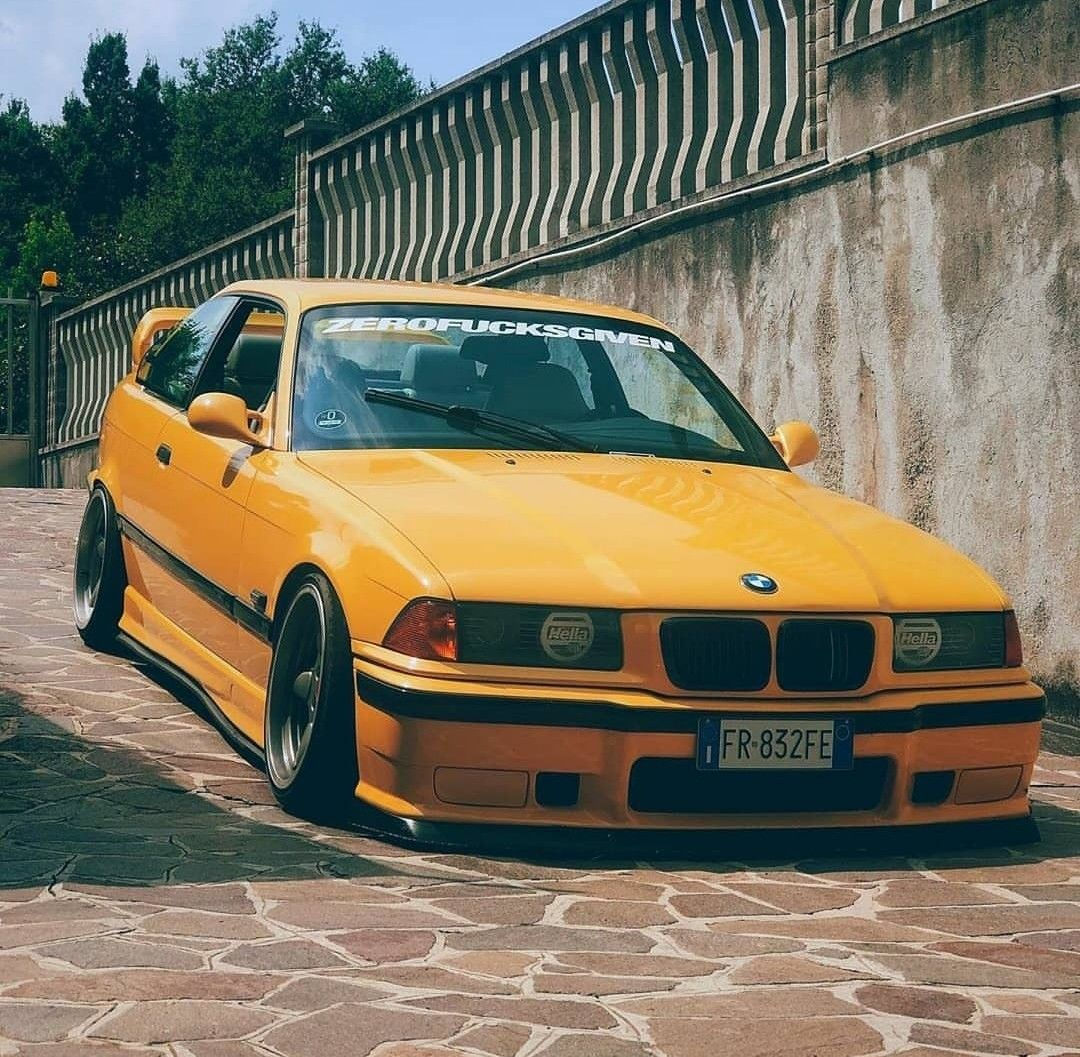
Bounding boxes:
73 486 126 650
264 572 359 821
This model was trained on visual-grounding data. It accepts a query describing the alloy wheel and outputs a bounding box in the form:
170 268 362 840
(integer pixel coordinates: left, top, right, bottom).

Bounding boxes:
73 492 108 629
267 584 327 788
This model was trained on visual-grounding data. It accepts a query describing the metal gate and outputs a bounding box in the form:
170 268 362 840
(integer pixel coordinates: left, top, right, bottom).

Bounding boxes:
0 290 39 487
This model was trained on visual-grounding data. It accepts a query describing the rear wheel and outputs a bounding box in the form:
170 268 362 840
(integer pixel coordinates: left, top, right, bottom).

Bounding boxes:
73 487 126 650
264 572 358 821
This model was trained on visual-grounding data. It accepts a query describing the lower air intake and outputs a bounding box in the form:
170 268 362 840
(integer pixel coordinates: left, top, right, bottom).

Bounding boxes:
628 756 892 814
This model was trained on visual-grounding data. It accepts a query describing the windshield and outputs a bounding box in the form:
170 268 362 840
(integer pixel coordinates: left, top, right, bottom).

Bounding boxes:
291 303 786 469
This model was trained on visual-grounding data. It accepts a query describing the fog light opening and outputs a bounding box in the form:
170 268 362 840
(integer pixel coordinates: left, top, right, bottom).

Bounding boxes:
911 770 955 806
535 772 580 808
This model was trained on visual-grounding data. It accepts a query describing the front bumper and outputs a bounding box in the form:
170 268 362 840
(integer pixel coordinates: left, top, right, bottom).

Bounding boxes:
351 662 1044 833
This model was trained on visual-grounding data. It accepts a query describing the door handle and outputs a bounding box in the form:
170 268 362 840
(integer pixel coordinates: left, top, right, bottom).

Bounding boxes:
156 444 172 466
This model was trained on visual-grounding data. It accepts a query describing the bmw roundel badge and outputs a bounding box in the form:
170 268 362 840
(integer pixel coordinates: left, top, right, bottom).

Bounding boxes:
741 572 778 594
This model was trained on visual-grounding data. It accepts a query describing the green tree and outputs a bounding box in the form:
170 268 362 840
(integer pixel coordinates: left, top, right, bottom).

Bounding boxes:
330 47 428 131
116 14 425 273
11 208 78 299
0 99 58 285
52 34 138 232
131 62 174 197
2 14 425 299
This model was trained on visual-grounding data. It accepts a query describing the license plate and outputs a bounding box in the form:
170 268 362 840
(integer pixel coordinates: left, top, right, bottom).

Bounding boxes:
696 717 854 771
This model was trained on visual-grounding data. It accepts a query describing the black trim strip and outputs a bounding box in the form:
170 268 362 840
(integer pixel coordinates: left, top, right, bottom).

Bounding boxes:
235 600 273 642
355 671 1045 734
118 514 272 642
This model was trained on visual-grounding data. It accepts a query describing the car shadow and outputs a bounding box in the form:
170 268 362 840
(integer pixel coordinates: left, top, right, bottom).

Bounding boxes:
0 687 403 890
6 659 1078 882
118 638 1080 872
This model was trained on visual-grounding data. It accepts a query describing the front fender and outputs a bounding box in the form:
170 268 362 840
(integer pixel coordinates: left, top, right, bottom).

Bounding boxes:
240 453 452 647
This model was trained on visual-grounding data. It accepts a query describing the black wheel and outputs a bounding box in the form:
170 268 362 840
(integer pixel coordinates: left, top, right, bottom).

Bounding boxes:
264 572 358 821
73 486 126 650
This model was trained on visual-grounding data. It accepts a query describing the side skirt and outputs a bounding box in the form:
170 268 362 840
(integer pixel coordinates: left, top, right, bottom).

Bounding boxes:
117 630 265 770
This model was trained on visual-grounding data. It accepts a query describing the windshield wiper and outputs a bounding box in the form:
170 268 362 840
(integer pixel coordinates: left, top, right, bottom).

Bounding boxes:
363 389 597 453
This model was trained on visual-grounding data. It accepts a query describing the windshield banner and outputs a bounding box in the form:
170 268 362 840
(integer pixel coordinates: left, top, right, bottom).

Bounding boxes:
317 315 676 353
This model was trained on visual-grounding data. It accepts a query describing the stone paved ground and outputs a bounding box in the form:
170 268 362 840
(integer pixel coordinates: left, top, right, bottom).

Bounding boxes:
1 488 1078 1057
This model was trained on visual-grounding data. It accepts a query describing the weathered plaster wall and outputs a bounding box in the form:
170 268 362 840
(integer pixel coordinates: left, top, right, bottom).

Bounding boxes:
506 0 1079 709
829 0 1080 158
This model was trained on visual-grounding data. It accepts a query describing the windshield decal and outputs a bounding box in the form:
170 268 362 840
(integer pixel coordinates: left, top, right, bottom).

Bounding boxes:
314 408 347 430
318 315 676 353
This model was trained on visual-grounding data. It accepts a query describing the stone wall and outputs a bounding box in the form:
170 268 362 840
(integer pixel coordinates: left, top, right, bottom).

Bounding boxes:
500 0 1079 708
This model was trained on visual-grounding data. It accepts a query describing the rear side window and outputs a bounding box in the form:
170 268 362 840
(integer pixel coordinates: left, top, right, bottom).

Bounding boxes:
137 297 238 406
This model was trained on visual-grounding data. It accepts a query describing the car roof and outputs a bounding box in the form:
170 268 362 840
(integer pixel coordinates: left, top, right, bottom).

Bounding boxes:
217 279 669 331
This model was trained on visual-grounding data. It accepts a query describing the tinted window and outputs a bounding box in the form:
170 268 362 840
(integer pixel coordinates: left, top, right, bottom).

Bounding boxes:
137 297 237 406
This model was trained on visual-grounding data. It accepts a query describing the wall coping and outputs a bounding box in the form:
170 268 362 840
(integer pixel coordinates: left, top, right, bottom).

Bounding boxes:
462 150 829 285
38 435 98 457
829 0 995 64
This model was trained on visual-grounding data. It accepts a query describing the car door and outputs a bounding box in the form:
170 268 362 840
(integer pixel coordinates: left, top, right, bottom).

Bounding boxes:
118 296 239 646
147 298 285 719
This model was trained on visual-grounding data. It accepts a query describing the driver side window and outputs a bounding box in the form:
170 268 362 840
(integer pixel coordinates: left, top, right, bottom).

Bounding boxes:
137 297 238 407
192 300 285 411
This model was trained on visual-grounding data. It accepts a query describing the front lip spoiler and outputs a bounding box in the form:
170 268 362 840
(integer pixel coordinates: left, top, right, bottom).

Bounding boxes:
338 805 1040 858
355 671 1046 734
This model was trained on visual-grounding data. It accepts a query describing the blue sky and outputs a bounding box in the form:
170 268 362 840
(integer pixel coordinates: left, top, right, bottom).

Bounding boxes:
0 1 593 123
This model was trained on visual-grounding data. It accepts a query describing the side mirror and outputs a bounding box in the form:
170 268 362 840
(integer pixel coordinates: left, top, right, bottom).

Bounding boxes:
132 307 191 368
770 420 820 468
188 393 265 448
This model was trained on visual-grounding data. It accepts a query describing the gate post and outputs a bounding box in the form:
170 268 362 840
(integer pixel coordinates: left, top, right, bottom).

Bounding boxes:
36 275 77 488
26 289 40 486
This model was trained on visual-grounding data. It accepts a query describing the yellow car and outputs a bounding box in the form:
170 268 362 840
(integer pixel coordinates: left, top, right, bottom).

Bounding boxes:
73 280 1044 844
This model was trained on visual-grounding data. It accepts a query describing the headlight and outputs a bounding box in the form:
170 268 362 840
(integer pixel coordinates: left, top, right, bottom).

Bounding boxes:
892 613 1009 672
384 600 623 670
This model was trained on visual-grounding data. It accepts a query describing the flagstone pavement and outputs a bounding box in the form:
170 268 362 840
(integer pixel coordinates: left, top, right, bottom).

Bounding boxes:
1 488 1078 1057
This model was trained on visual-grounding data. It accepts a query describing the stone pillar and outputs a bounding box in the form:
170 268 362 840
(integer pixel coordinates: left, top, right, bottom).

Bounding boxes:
806 0 834 151
285 118 340 279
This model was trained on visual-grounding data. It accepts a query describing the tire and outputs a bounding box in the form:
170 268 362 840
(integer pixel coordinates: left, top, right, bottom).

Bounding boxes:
264 571 359 821
73 486 127 650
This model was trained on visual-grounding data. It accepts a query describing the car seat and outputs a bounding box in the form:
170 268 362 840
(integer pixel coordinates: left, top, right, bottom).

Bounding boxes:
459 334 590 422
400 344 479 404
223 333 282 410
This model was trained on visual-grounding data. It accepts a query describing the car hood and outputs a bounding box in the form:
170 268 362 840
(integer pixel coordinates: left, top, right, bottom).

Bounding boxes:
298 449 1006 612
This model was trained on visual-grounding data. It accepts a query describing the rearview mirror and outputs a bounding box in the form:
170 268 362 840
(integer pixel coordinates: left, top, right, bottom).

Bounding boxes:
132 307 191 368
770 420 819 468
188 393 265 448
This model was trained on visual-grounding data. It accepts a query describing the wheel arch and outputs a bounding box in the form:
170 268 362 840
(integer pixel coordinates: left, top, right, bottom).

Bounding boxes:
270 561 338 645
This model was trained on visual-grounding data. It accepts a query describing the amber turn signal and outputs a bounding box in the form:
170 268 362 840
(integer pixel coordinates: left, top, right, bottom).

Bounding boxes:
1004 609 1023 668
383 599 458 661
